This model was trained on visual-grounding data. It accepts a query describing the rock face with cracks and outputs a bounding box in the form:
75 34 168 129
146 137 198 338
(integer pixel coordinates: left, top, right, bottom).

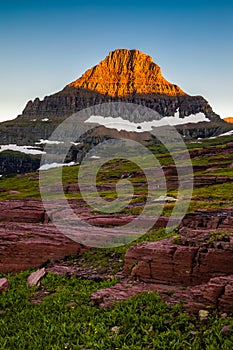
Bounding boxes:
0 199 89 273
92 208 233 313
0 49 227 148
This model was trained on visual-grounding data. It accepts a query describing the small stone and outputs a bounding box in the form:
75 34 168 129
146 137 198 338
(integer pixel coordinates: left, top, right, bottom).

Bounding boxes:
199 309 209 321
111 326 120 334
27 268 46 287
221 325 231 334
66 301 77 307
190 331 197 336
0 278 8 292
221 313 228 319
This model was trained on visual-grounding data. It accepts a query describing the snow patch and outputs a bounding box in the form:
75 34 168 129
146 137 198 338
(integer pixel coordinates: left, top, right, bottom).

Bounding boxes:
86 112 210 132
42 118 49 122
0 144 46 155
36 140 80 145
215 130 233 137
153 195 177 203
35 139 64 145
202 129 233 140
39 162 76 171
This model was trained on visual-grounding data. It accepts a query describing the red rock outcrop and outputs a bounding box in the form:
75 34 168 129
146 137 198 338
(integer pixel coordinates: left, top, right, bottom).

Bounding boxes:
0 200 46 223
179 207 233 245
0 199 138 272
124 208 233 285
0 199 90 272
91 275 233 313
124 238 233 286
0 222 87 273
91 281 176 308
91 207 233 313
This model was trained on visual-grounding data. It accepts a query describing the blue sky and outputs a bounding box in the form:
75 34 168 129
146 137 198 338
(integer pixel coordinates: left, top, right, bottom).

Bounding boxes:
0 0 232 121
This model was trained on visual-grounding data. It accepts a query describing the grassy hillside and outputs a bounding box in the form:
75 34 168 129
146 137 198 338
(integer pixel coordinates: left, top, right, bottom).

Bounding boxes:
1 134 233 211
1 134 233 348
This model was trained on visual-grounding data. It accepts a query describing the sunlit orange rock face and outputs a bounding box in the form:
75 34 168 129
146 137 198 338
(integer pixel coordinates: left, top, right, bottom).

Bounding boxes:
224 117 233 123
68 49 186 97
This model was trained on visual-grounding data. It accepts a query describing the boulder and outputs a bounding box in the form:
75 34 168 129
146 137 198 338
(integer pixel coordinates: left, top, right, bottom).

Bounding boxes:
27 268 46 287
0 278 8 292
0 222 87 273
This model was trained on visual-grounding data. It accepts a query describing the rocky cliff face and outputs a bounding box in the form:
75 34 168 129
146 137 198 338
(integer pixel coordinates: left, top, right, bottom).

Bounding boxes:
20 49 219 122
224 117 233 123
0 49 230 159
0 151 40 175
68 49 185 97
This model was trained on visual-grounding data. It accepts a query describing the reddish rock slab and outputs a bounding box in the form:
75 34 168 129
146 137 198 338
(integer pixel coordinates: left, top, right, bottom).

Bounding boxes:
180 207 233 232
0 199 139 272
0 222 87 273
91 280 181 308
194 175 233 188
124 237 233 286
91 206 233 312
91 274 233 313
173 275 233 313
27 268 46 287
0 278 8 292
0 200 46 224
84 215 135 227
179 207 233 246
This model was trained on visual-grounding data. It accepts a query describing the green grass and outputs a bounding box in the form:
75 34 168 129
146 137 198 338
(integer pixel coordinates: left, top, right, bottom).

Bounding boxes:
1 136 233 348
208 230 232 244
190 182 233 211
0 173 40 199
1 270 233 349
0 136 233 214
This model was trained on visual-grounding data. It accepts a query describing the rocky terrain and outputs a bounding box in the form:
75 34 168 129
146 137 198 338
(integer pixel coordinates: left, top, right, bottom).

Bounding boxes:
0 134 233 314
0 200 88 272
91 207 233 313
1 196 233 313
1 135 233 275
1 50 233 322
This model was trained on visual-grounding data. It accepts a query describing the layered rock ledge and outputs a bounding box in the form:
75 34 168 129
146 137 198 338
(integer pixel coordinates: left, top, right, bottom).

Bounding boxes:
92 208 233 313
0 200 88 272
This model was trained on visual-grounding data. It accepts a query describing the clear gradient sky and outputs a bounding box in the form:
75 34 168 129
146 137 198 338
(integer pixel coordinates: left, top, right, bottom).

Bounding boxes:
0 0 232 122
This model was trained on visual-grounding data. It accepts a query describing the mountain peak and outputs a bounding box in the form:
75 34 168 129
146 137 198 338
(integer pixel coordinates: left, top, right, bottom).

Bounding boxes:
68 49 185 97
224 117 233 124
